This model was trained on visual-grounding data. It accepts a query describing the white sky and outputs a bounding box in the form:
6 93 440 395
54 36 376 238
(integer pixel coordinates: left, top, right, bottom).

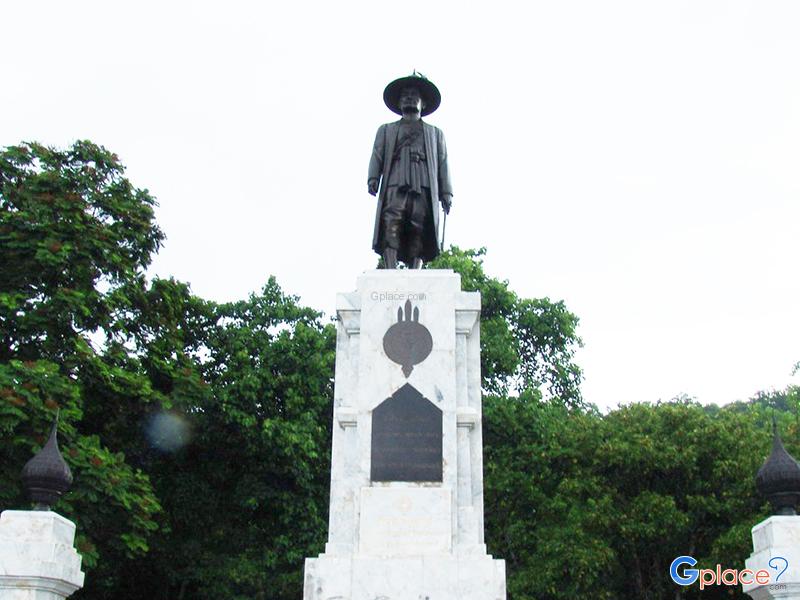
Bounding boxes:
2 1 798 410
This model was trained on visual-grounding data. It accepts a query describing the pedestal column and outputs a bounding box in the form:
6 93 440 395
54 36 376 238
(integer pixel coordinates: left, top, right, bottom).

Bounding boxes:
0 510 85 600
304 269 505 600
743 517 800 600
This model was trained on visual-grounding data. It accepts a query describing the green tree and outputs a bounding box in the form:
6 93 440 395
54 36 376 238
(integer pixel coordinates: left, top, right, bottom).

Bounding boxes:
121 246 585 599
115 279 336 600
483 394 784 600
430 247 583 406
16 139 783 600
0 141 163 361
0 141 182 589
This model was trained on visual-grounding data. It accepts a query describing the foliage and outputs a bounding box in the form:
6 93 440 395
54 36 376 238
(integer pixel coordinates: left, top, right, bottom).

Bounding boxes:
117 279 336 600
3 140 797 600
0 141 168 575
430 247 583 406
0 141 163 362
483 395 784 600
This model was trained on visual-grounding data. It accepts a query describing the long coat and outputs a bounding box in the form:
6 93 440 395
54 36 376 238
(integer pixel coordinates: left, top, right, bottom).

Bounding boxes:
369 119 453 262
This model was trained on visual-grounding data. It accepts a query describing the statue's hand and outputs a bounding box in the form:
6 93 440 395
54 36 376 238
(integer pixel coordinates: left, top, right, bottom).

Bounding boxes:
368 179 379 196
441 194 453 214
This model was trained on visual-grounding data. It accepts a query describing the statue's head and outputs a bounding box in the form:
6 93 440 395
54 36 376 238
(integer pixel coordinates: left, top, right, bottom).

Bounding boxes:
398 86 425 116
383 73 441 117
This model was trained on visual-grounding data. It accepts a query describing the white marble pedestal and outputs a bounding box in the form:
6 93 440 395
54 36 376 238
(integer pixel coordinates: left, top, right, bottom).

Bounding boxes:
304 270 506 600
0 510 85 600
743 516 800 599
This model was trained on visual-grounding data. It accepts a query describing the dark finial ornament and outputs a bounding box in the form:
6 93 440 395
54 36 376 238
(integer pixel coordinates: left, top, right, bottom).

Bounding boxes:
21 415 73 511
755 420 800 516
382 300 433 377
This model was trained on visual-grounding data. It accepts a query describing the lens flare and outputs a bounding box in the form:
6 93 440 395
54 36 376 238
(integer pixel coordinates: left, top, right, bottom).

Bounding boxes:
145 411 191 452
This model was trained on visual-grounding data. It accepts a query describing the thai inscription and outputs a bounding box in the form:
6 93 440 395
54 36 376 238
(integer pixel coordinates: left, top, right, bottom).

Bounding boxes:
370 383 442 482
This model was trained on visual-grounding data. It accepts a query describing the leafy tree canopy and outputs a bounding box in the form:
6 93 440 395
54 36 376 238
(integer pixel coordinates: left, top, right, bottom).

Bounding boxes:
431 247 583 406
3 140 795 600
483 394 786 600
0 141 183 579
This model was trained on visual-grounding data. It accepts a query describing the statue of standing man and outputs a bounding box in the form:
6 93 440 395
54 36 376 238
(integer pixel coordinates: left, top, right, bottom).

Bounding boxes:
368 73 453 269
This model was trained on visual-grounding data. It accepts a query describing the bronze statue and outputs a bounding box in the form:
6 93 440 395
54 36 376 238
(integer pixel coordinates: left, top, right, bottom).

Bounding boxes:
368 73 453 269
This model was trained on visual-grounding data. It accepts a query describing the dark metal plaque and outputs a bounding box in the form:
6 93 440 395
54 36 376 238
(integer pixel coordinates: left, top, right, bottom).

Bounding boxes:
370 383 442 482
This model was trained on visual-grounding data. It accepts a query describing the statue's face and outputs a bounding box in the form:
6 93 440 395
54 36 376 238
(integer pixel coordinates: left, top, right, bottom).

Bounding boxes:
398 86 424 114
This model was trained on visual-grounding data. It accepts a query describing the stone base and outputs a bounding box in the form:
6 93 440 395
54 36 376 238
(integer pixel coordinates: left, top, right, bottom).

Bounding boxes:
744 516 800 600
0 511 84 600
304 552 506 600
306 272 506 600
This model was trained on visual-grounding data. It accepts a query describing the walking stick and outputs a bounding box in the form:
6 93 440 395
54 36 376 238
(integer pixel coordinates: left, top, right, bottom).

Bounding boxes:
440 208 448 252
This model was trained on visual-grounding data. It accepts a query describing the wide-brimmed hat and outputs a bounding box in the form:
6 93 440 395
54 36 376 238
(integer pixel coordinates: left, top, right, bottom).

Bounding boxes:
383 72 441 117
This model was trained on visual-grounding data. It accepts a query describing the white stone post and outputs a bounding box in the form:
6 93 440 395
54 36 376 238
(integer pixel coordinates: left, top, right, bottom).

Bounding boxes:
0 510 85 600
743 517 800 600
745 421 800 600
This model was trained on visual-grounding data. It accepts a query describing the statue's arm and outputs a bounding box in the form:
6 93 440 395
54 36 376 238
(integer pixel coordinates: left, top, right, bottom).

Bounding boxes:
368 125 386 196
437 129 453 212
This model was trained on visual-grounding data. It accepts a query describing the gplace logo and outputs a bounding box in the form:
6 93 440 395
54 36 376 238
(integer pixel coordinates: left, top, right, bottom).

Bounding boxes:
669 555 789 590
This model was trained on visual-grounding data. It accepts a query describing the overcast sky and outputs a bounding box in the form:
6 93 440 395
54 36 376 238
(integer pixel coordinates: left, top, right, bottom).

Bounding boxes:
3 0 798 410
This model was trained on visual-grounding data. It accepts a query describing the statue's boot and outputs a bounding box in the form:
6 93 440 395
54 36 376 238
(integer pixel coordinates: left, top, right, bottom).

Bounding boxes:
383 248 398 269
407 234 424 270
